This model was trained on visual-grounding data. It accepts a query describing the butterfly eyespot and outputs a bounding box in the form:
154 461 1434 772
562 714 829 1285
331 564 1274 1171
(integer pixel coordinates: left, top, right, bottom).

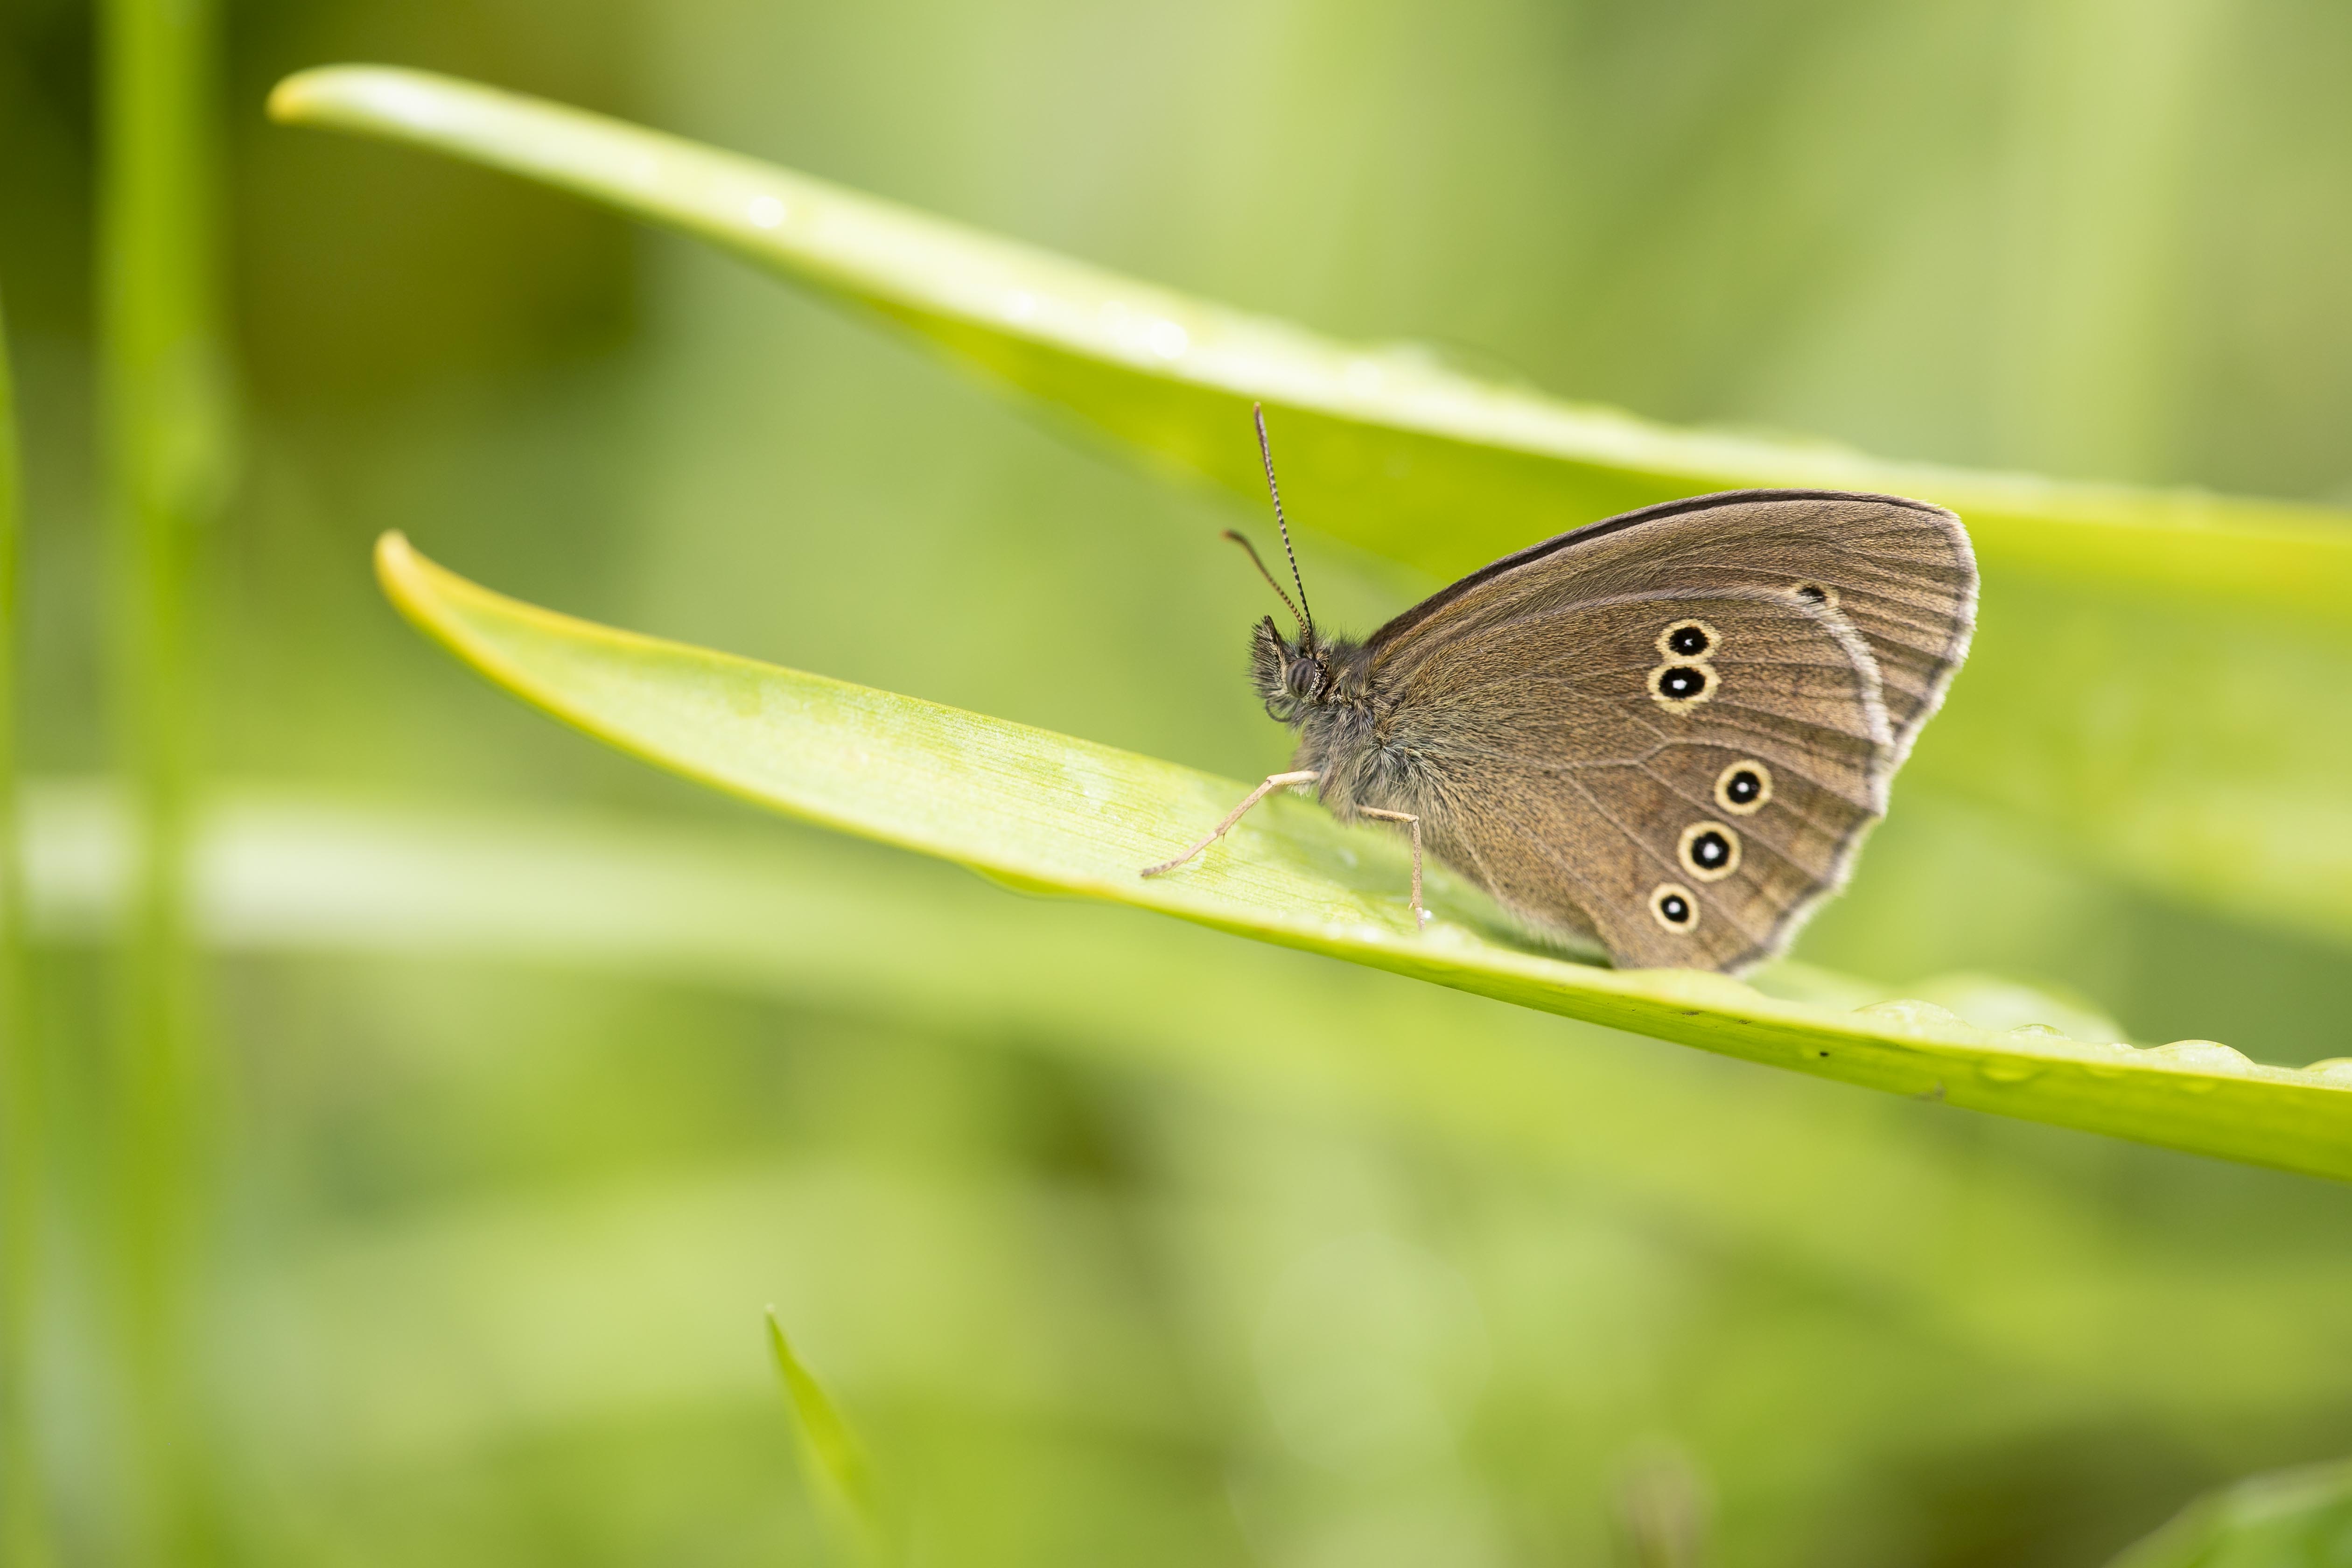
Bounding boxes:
1678 821 1741 882
1656 618 1718 659
1791 581 1839 610
1714 760 1772 815
1647 661 1718 713
1650 883 1698 931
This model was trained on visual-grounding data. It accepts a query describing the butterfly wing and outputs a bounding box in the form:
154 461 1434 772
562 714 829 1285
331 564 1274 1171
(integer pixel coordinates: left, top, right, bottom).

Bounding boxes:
1369 491 1974 764
1329 584 1895 972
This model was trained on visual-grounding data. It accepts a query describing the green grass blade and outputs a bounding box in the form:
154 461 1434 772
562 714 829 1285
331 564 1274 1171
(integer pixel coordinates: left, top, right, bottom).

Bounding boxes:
0 290 46 1568
266 65 2352 610
33 782 2310 1397
104 0 230 1558
373 532 2352 1182
764 1311 882 1567
2109 1458 2352 1568
265 65 2352 952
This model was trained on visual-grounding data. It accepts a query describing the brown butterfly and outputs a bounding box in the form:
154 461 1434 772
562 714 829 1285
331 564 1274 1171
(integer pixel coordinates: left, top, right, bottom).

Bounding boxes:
1143 408 1976 973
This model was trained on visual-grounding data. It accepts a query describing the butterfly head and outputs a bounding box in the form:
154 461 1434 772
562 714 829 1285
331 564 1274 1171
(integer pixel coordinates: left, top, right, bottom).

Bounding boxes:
1249 616 1369 722
1250 615 1328 722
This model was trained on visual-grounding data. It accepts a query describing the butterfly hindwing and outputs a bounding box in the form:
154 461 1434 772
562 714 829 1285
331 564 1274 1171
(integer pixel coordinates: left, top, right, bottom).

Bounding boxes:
1328 586 1891 971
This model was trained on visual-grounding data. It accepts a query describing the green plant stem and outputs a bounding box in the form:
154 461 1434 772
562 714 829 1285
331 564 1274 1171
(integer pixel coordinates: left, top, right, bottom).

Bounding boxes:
0 292 46 1568
101 0 228 1559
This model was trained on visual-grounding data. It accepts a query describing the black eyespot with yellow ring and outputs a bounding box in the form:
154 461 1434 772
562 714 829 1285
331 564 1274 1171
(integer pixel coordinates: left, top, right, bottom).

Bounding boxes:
1714 760 1772 816
1678 821 1741 882
1650 882 1699 932
1656 618 1718 660
1647 661 1718 714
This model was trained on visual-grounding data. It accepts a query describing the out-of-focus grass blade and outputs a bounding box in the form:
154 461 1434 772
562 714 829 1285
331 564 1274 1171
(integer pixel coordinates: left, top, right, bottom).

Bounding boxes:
1612 1446 1710 1568
765 1310 882 1567
107 7 234 1558
265 66 2352 609
1912 580 2352 949
372 531 2352 1181
2110 1458 2352 1568
0 284 43 1568
266 66 2352 952
44 781 2335 1410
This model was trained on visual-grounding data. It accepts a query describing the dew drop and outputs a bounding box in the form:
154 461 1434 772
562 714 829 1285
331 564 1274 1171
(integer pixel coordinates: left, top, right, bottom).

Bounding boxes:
2141 1040 2253 1076
1858 999 1966 1033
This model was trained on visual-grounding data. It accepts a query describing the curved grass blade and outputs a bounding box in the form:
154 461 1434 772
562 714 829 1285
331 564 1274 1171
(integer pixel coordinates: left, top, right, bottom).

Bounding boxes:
266 66 2352 952
765 1310 883 1568
2110 1457 2352 1568
268 66 2352 611
373 532 2352 1182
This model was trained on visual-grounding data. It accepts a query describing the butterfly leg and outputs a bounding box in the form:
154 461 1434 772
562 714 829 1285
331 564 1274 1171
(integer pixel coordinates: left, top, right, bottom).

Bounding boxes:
1357 807 1428 930
1141 770 1321 879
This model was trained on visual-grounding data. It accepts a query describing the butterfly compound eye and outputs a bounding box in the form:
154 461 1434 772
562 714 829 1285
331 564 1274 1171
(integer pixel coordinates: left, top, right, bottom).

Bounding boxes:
1650 883 1698 931
1714 760 1772 815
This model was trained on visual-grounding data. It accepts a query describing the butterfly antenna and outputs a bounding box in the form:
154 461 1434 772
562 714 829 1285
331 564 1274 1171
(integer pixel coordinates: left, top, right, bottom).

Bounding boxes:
1222 530 1306 631
1253 404 1314 637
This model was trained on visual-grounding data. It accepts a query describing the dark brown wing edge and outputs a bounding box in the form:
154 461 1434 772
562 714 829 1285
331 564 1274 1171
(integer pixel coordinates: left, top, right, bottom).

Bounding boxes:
1372 489 1977 771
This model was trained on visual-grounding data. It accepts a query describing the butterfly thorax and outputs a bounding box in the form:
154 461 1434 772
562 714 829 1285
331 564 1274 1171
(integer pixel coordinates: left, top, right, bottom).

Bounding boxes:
1250 617 1408 819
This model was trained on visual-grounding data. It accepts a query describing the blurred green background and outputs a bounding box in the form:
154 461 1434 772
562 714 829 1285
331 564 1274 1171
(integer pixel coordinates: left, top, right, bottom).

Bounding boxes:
7 0 2352 1564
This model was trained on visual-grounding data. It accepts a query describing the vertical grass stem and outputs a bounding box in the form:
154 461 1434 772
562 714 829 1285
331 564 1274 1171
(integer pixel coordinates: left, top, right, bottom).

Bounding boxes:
0 290 46 1568
100 0 230 1558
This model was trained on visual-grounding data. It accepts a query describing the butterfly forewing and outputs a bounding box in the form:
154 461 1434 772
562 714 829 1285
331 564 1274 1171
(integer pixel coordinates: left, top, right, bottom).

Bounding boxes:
1369 491 1974 764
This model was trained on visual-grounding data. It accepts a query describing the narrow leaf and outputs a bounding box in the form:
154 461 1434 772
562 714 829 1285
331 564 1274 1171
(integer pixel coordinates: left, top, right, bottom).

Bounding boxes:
765 1310 881 1567
373 532 2352 1182
266 66 2352 609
